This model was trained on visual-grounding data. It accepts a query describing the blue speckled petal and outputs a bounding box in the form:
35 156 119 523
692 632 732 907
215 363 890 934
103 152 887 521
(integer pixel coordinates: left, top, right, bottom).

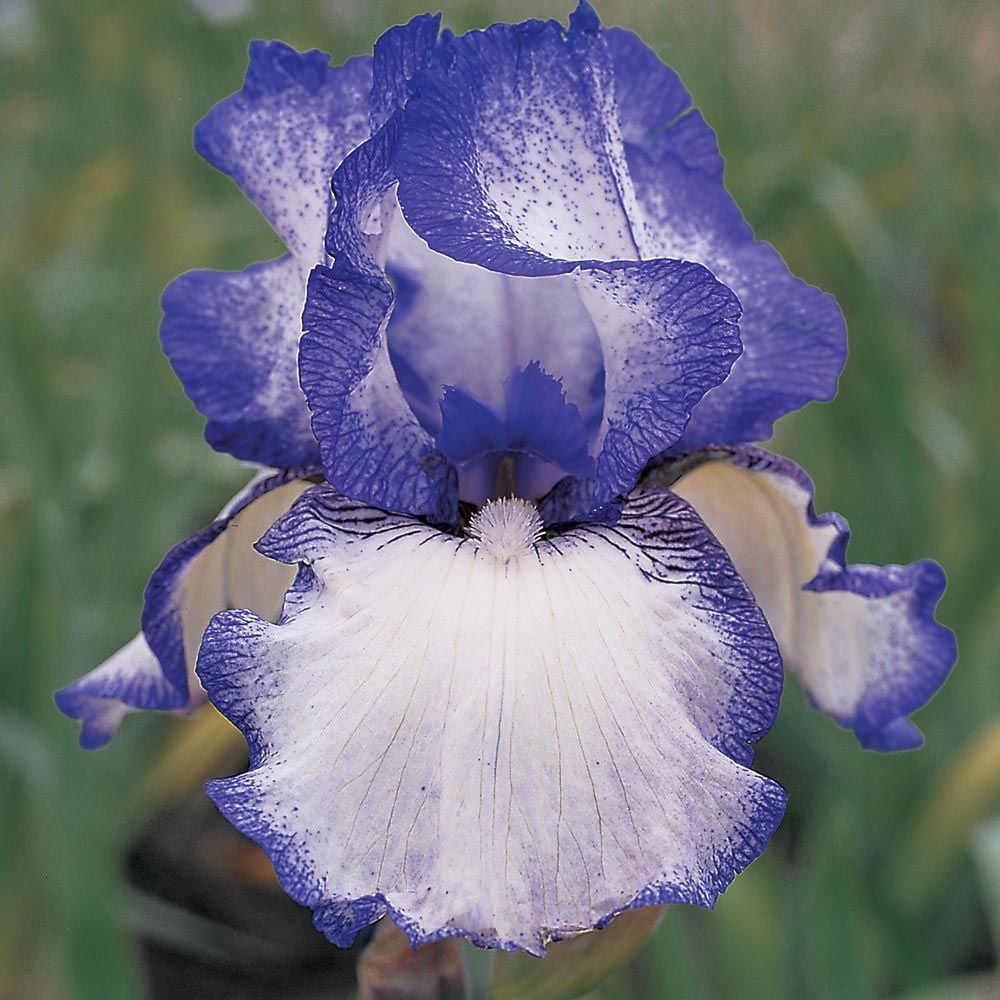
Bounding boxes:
394 7 653 275
166 43 372 467
603 28 846 446
665 446 957 750
161 256 319 469
198 482 784 954
196 41 371 259
387 11 844 444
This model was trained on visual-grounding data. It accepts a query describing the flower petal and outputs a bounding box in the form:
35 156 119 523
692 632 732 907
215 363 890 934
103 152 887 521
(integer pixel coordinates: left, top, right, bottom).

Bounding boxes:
394 8 653 275
603 28 847 447
370 13 442 131
319 122 740 517
195 41 371 259
161 255 319 469
664 447 957 750
438 363 594 505
198 484 784 954
388 9 845 443
300 265 456 522
54 634 172 750
578 260 741 508
56 471 311 746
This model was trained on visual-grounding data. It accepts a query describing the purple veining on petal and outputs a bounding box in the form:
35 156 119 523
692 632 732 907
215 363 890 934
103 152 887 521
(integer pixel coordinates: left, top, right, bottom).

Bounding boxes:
199 483 784 953
661 445 956 750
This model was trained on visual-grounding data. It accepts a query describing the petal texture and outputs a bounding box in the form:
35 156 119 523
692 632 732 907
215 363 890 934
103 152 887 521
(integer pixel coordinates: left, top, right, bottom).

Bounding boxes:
195 41 371 259
394 9 650 274
603 27 847 447
199 484 784 954
56 471 310 746
165 43 372 467
161 256 318 469
665 447 957 750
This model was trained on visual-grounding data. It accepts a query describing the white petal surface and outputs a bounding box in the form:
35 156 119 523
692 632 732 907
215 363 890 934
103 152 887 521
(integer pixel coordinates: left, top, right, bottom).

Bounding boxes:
668 448 955 749
200 485 784 953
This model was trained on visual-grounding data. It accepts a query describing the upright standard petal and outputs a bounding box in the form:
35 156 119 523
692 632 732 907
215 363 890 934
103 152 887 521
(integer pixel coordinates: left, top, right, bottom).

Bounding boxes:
394 8 650 274
199 484 784 954
315 116 741 518
602 27 846 448
663 447 957 750
56 471 311 747
163 43 372 468
388 7 845 444
195 41 371 259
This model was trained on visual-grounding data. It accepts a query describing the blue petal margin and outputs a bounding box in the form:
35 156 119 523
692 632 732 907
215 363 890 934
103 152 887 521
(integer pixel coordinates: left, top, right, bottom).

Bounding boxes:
55 635 184 749
163 43 372 468
161 255 320 470
370 13 443 131
663 446 957 750
198 483 785 954
300 266 456 522
55 469 313 747
602 26 847 449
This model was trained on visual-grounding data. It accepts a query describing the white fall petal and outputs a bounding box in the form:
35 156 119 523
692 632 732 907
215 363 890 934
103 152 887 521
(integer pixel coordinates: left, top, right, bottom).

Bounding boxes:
199 485 784 954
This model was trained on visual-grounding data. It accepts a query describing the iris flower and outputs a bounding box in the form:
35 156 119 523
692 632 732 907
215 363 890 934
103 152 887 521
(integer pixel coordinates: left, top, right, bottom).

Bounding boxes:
57 3 956 957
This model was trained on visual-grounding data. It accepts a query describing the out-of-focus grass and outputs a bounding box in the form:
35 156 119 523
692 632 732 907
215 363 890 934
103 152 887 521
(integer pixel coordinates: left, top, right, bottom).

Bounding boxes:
1 0 997 997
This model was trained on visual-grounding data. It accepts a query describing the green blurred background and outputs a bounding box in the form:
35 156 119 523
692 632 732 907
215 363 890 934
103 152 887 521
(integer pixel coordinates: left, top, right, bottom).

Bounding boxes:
2 0 998 997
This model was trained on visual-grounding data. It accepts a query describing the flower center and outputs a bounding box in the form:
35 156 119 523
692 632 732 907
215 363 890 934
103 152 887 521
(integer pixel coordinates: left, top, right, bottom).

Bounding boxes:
436 362 596 505
467 497 545 562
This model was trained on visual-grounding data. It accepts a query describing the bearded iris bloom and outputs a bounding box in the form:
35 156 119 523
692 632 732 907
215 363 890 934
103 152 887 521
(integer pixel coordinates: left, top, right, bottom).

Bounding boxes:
56 2 955 956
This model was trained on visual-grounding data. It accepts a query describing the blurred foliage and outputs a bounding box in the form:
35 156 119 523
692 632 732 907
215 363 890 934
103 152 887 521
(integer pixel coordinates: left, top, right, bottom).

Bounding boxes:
1 0 998 997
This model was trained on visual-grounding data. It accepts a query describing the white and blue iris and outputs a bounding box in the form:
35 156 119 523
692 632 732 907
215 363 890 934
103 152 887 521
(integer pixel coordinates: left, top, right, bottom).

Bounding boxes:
56 3 956 956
